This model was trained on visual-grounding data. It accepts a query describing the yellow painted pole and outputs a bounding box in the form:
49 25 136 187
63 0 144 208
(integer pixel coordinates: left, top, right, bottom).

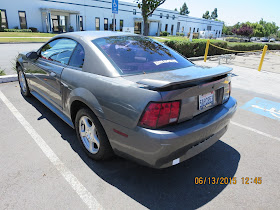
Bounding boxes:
258 45 268 71
204 39 210 62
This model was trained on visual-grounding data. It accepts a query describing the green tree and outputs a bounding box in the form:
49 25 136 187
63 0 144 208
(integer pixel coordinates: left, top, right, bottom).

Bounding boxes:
135 0 166 36
202 11 210 19
222 24 233 35
180 2 190 15
211 8 218 19
277 30 280 38
174 8 177 11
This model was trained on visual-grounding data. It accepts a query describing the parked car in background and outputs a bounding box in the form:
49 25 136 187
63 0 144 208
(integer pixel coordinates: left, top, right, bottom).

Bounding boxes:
269 38 276 42
16 31 237 168
241 37 250 42
260 37 269 42
250 37 257 42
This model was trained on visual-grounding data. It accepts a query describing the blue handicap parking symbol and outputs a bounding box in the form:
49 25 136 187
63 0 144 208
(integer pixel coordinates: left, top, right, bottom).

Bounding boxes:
241 97 280 121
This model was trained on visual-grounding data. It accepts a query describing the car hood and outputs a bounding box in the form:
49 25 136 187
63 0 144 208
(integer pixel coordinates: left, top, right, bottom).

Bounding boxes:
122 65 232 89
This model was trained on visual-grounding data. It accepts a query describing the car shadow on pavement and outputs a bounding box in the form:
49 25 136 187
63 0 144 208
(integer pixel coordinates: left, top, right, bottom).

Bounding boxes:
24 96 241 210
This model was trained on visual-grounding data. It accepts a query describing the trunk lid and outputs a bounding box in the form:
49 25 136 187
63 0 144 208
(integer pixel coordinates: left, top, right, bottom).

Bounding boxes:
123 65 232 123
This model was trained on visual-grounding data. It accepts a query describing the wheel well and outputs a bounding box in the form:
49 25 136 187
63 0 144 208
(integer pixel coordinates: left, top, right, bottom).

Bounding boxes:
70 100 92 125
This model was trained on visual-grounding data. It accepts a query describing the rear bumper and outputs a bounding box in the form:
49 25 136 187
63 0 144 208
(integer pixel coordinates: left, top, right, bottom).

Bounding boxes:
100 97 237 168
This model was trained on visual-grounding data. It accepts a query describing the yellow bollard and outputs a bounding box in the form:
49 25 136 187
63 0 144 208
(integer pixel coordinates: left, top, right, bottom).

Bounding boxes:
204 39 210 62
258 45 268 71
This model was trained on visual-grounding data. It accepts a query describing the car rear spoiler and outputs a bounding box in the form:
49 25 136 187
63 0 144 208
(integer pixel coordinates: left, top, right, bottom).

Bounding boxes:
136 69 232 91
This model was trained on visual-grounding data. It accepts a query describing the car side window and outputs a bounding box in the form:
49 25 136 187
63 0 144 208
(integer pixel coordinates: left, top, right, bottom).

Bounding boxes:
40 38 77 65
68 44 85 68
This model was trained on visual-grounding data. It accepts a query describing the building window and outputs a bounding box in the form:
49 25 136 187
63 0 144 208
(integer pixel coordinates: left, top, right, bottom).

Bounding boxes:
120 19 123 31
80 16 83 31
207 26 211 31
182 27 184 32
160 13 162 18
18 11 27 29
133 9 136 15
134 21 141 34
193 28 195 33
0 9 8 29
111 19 116 31
176 22 180 32
171 25 174 35
95 17 100 30
166 14 169 19
172 15 175 20
165 24 168 31
197 28 199 32
104 18 108 30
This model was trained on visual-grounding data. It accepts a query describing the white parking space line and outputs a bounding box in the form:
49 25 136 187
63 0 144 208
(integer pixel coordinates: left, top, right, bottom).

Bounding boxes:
231 121 280 142
0 91 102 210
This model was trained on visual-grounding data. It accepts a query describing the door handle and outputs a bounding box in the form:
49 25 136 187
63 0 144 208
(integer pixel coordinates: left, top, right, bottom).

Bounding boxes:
50 72 56 77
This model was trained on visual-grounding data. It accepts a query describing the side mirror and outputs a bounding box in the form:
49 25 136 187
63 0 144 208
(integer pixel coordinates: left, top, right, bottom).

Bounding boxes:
26 51 39 60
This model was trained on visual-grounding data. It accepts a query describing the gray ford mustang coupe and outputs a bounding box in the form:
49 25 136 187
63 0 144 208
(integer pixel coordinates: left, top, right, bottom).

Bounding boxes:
16 31 237 168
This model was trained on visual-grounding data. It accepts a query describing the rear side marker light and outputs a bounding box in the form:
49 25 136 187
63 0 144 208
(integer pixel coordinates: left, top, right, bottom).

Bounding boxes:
113 129 128 138
139 101 181 129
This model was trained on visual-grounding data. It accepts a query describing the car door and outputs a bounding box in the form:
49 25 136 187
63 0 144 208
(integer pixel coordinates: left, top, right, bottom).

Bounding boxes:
60 43 85 113
29 38 78 109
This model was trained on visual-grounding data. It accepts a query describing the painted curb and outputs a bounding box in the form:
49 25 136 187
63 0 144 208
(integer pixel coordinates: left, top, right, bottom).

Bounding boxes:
0 74 18 83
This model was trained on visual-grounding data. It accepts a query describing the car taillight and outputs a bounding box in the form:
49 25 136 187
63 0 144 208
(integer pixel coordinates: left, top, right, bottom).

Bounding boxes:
139 101 181 129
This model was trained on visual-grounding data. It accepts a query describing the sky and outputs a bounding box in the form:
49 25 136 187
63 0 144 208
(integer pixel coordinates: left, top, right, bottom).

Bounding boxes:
120 0 280 26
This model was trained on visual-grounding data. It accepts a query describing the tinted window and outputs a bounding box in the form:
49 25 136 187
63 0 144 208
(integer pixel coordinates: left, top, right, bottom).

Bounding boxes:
93 36 193 75
41 39 77 65
68 44 85 68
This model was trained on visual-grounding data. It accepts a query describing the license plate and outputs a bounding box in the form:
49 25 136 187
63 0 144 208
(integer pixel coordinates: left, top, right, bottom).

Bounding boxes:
199 91 215 110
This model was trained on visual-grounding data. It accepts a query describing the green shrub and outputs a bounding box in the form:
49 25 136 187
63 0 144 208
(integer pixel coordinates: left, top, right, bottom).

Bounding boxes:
176 32 184 36
228 43 263 51
164 39 280 57
0 69 6 76
160 31 169 36
165 39 227 57
4 29 32 32
29 27 38 32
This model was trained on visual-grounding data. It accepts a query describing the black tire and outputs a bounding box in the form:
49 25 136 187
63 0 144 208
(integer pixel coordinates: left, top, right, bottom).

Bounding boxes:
17 66 31 97
75 108 114 160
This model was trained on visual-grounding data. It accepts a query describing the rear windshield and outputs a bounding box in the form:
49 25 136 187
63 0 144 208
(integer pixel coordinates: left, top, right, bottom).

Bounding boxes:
92 36 193 75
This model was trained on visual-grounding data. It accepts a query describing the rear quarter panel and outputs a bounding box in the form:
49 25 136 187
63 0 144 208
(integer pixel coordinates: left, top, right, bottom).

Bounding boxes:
61 68 162 129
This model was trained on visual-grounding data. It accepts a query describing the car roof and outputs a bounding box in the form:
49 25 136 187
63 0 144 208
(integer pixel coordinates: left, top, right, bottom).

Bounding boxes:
53 31 139 42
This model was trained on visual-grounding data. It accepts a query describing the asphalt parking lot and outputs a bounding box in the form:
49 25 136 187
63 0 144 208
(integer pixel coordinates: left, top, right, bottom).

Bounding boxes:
1 59 280 209
0 43 43 75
